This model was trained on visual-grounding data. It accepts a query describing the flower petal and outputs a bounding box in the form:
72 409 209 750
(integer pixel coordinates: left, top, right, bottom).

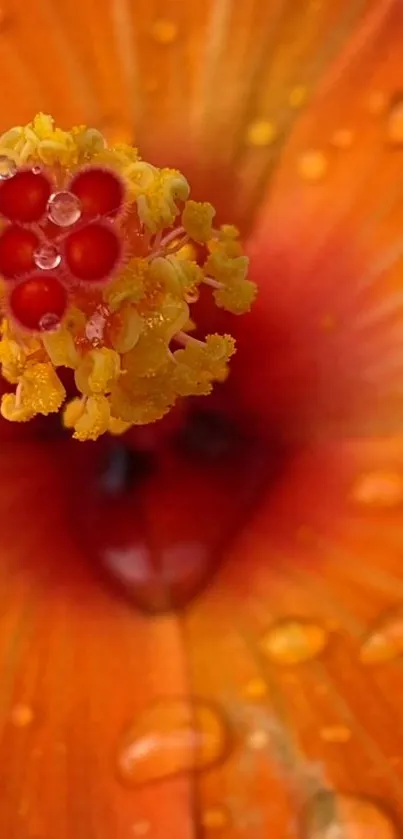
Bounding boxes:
241 0 403 437
0 441 197 838
178 435 403 835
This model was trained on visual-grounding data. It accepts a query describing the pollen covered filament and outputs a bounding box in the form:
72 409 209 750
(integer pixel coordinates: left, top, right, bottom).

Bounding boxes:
0 114 256 440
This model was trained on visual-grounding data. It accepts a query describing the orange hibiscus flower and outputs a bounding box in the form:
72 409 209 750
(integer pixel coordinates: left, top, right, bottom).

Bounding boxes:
1 1 403 837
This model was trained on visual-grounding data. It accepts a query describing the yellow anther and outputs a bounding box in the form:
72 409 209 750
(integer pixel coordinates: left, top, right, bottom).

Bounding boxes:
103 259 147 313
182 200 216 243
204 250 256 314
108 416 133 436
1 392 35 422
0 338 27 382
173 334 235 396
19 362 66 416
108 306 143 354
63 396 86 429
42 326 79 369
75 348 120 396
72 395 111 441
136 168 189 232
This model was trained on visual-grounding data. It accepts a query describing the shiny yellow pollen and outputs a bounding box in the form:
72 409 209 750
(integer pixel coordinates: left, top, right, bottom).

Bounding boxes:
0 114 256 440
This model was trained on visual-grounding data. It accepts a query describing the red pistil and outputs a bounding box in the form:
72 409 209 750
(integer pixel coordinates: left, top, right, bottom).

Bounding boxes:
0 224 38 278
64 221 121 282
10 273 67 331
70 167 124 218
0 170 52 223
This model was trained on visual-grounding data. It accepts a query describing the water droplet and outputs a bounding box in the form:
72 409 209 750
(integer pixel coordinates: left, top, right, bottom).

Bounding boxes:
116 698 230 786
0 155 16 180
246 120 276 148
261 619 328 665
243 677 268 700
39 312 61 333
201 806 230 831
10 703 34 727
32 165 42 174
331 129 354 150
305 791 397 839
319 725 352 744
298 150 328 182
387 96 403 145
34 243 61 270
47 191 81 227
247 729 269 750
150 18 178 44
289 86 307 108
350 470 403 508
360 607 403 664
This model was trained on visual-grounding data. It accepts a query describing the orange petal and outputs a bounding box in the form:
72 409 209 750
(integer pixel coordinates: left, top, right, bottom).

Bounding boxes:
0 441 199 839
242 1 403 437
177 435 403 836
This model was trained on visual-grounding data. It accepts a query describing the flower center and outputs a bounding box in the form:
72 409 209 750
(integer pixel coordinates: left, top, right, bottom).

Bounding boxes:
0 114 256 441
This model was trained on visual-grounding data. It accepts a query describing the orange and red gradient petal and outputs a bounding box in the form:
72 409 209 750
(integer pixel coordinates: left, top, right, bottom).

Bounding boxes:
180 436 403 837
0 442 200 839
239 0 403 439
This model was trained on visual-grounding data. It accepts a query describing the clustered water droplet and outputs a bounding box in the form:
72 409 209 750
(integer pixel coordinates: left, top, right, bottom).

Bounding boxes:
0 161 126 332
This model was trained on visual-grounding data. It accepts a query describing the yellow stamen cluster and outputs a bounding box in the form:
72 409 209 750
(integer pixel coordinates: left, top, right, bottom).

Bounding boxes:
0 114 256 441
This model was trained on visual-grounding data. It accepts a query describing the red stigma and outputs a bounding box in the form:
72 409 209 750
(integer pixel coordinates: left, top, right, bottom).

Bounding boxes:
0 170 52 223
70 167 125 218
64 221 121 282
10 273 67 331
0 225 39 278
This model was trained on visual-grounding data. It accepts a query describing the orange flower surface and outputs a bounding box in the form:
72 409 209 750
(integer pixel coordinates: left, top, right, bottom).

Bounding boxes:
1 1 403 837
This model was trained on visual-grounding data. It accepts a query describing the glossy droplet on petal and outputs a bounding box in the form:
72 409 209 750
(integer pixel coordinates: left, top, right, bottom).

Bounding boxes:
10 273 67 331
297 150 328 182
34 243 61 271
0 169 51 222
260 619 328 665
360 607 403 664
47 190 81 227
0 155 17 180
65 221 121 282
150 18 178 44
0 224 39 278
116 698 230 786
350 471 403 508
305 791 397 839
69 167 125 218
10 704 35 728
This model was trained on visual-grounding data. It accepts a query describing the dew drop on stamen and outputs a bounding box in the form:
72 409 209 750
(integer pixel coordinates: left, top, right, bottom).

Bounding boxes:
47 190 82 227
34 243 61 270
39 312 62 333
